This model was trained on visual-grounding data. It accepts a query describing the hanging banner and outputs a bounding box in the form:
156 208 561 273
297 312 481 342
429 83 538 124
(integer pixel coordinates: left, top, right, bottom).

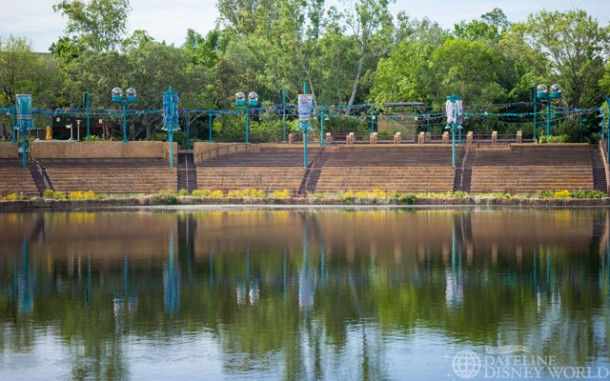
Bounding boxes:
298 94 314 121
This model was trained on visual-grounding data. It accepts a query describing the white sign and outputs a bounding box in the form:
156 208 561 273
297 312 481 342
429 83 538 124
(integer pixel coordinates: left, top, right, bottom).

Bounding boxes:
298 94 314 121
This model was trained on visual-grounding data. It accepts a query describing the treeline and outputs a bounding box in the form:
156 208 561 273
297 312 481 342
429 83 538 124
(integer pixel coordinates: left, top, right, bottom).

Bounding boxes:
1 0 610 141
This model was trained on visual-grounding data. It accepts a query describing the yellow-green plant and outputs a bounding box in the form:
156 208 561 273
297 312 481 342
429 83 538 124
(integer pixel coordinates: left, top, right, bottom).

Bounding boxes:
210 190 224 198
192 189 212 197
553 190 572 199
271 189 291 198
67 190 96 200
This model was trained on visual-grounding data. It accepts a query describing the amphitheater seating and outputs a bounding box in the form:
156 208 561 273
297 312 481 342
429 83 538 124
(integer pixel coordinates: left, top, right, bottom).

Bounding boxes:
201 147 322 167
197 167 306 194
314 146 455 193
0 159 39 196
315 166 455 193
42 159 177 194
470 146 595 194
197 147 318 194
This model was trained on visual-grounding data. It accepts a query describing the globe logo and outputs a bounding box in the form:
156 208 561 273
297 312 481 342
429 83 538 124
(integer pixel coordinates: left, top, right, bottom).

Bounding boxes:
452 350 481 379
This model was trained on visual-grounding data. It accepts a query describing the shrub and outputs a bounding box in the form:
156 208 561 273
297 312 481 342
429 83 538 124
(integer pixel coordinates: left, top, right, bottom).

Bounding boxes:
210 190 224 198
553 190 572 199
453 191 469 198
178 188 190 196
43 190 67 200
271 189 291 198
2 193 19 201
397 194 416 205
192 189 212 197
539 134 570 144
157 189 176 196
68 190 96 200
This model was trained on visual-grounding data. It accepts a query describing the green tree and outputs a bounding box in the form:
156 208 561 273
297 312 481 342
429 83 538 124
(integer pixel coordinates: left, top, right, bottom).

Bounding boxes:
53 0 131 52
513 9 610 108
0 36 62 108
340 0 394 114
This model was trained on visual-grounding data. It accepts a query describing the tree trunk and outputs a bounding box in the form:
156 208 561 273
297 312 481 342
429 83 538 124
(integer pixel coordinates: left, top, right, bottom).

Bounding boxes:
345 41 366 116
295 45 317 103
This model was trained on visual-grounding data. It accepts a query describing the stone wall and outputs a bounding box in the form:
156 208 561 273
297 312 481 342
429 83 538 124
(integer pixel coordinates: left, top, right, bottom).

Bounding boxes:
30 141 177 163
0 143 17 159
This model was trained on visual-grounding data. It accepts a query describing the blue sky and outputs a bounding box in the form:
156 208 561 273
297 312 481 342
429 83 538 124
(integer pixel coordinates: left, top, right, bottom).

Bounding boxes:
1 0 609 52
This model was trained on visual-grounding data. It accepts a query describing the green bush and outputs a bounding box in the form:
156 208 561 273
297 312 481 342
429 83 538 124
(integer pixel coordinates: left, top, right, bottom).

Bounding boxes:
538 134 569 143
178 188 189 196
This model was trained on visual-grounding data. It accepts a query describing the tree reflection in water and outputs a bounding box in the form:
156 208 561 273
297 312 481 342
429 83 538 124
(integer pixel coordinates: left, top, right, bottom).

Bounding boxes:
0 209 609 380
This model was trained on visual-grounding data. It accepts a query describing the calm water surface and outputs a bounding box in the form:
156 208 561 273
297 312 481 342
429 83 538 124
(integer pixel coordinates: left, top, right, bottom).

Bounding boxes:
0 208 609 380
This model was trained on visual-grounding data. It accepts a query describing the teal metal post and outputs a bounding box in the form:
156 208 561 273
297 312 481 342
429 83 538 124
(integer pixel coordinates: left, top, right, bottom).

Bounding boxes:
10 108 16 143
452 119 456 167
208 111 214 142
532 86 537 141
320 110 325 147
546 98 551 137
426 113 430 134
303 82 308 168
447 95 461 168
21 122 27 168
163 86 179 169
186 117 191 150
169 126 174 169
122 101 128 143
370 105 375 133
607 96 610 163
245 104 249 144
282 88 287 142
84 92 90 141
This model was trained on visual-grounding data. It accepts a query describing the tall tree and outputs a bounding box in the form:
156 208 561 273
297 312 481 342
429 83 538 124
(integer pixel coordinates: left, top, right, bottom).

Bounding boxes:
53 0 131 52
0 36 61 108
340 0 394 115
513 9 610 108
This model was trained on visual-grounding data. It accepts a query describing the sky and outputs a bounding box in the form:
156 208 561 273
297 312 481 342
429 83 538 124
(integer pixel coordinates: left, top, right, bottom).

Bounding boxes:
1 0 609 52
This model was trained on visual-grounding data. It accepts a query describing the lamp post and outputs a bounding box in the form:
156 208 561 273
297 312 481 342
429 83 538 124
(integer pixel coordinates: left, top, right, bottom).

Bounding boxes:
208 111 214 143
111 87 137 143
536 84 562 137
298 83 314 168
445 94 463 168
606 96 610 164
162 86 180 169
83 91 91 141
16 95 33 169
235 91 258 144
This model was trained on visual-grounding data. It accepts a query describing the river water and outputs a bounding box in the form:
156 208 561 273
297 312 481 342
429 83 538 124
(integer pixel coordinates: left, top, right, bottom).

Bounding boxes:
0 208 609 380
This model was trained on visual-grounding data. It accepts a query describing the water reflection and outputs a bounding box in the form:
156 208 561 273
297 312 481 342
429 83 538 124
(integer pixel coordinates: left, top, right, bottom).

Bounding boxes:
0 209 609 380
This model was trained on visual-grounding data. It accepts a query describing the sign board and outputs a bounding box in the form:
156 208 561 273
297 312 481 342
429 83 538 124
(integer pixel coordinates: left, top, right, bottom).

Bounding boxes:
298 94 314 121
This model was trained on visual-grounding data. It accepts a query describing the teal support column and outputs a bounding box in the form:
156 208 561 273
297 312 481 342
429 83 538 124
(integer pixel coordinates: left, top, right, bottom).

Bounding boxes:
208 111 214 142
84 92 90 141
186 117 191 150
122 101 128 143
532 86 537 141
546 99 551 137
302 82 308 168
602 95 610 163
370 105 375 133
169 128 174 169
11 108 16 143
452 121 456 167
245 104 249 144
320 110 325 147
282 88 287 142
